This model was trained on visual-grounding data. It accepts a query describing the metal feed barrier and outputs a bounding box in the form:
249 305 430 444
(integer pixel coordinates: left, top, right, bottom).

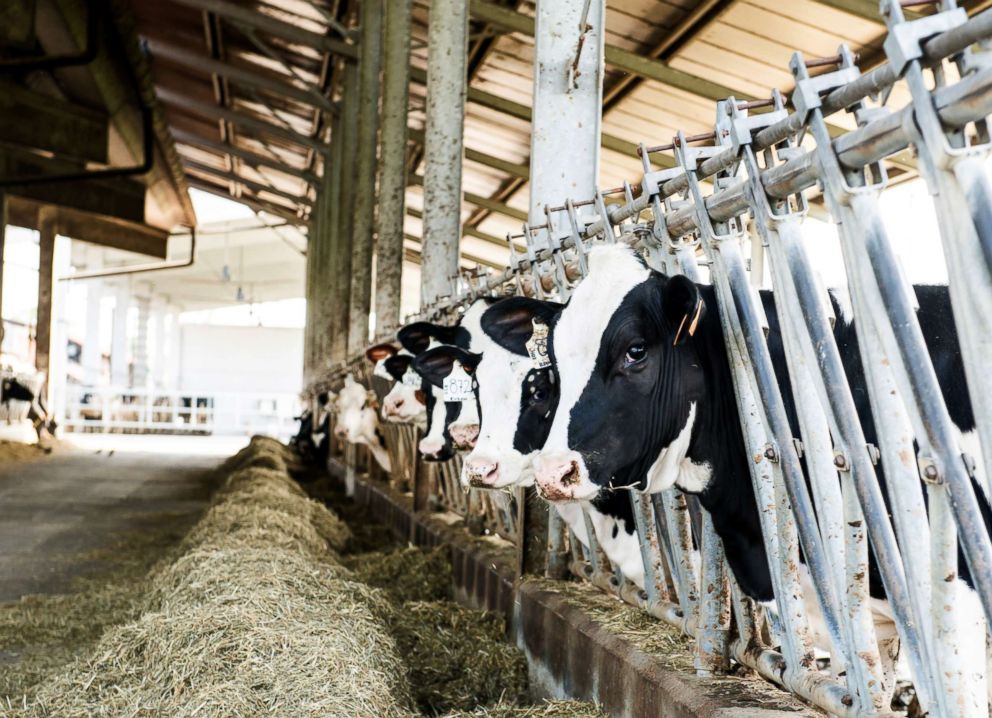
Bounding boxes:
319 4 992 716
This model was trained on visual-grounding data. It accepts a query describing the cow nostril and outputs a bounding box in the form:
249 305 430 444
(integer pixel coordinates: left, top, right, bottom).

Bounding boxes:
394 399 404 409
561 461 580 486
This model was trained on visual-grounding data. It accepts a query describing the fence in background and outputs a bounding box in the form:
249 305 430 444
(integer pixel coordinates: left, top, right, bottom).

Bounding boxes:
62 385 300 437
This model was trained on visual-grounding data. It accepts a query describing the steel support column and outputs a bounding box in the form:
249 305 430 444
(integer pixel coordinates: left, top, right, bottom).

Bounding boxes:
529 0 604 218
35 209 56 400
0 191 6 343
420 0 469 306
332 63 360 361
375 0 412 337
348 0 384 353
322 115 344 369
518 0 606 580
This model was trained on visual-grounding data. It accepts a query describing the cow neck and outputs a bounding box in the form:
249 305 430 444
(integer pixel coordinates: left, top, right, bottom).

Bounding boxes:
681 285 773 601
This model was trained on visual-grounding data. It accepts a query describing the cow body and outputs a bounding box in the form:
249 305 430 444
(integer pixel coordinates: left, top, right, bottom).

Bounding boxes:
0 358 55 439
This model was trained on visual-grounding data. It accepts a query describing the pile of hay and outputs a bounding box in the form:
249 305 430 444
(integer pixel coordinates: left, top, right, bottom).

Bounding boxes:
3 436 608 718
390 601 529 715
346 545 454 602
9 436 413 718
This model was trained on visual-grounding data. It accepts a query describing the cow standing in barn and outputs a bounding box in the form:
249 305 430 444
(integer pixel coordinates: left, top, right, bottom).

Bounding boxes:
530 244 991 710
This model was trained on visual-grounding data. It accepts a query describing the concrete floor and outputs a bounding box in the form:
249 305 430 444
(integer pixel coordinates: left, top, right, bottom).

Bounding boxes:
0 436 243 601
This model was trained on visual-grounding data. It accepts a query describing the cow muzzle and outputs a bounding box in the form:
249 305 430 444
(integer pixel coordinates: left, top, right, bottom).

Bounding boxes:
463 455 500 488
533 452 598 501
449 423 480 450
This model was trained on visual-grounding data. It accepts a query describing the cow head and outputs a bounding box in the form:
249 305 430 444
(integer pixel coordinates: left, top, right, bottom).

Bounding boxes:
379 353 428 424
413 346 483 452
533 245 707 502
333 375 372 442
445 297 563 489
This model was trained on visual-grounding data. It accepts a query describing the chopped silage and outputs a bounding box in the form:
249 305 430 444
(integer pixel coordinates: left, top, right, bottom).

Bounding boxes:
442 700 609 717
345 545 454 603
390 601 529 715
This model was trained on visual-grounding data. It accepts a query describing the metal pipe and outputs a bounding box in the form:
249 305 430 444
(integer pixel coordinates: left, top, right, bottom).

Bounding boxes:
348 0 384 354
333 64 359 362
59 227 197 281
420 0 469 305
375 0 412 336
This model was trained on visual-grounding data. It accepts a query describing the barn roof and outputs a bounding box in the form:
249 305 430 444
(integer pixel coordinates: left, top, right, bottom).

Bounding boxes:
6 0 992 270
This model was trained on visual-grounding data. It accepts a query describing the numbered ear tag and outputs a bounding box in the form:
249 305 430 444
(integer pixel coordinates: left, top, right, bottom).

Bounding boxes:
443 362 475 402
402 368 421 388
525 319 551 369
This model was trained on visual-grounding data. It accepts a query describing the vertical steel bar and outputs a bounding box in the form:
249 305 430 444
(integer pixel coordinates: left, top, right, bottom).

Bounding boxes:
333 63 359 361
420 0 468 305
375 0 412 337
348 0 383 353
35 208 56 403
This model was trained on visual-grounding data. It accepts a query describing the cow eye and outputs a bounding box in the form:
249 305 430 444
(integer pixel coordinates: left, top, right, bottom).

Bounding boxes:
529 387 547 403
624 343 646 367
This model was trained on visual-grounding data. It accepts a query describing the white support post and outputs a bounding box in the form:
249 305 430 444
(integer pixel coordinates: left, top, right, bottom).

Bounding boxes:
82 271 104 386
110 281 130 387
529 0 605 219
420 0 469 306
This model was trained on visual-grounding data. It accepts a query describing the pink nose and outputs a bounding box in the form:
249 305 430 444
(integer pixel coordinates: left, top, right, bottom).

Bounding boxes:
334 426 348 439
464 457 499 487
533 454 583 500
450 424 480 450
383 396 404 416
419 439 444 458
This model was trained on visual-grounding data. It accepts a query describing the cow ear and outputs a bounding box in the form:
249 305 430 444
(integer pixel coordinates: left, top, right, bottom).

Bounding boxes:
365 342 397 363
433 323 470 349
413 346 478 388
383 354 413 382
397 322 439 354
663 274 705 346
480 297 564 356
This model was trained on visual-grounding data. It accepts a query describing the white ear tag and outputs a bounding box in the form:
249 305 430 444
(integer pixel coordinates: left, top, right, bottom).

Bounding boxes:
402 368 421 388
525 319 551 370
442 362 475 402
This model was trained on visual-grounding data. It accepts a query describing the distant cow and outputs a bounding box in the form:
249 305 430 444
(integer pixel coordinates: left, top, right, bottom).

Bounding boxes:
0 360 55 439
333 375 391 472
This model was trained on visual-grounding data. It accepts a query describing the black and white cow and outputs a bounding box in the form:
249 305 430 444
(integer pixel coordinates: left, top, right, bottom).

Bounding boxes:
291 391 331 465
1 368 56 439
416 296 648 588
532 244 991 706
396 299 499 459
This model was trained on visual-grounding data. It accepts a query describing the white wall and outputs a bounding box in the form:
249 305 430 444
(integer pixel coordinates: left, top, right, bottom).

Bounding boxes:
178 325 303 395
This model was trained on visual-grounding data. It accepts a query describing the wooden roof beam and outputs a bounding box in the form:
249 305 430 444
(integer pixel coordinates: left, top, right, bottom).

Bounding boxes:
182 158 313 206
186 177 308 225
167 0 358 59
157 87 326 152
146 39 337 114
171 128 319 184
409 67 673 169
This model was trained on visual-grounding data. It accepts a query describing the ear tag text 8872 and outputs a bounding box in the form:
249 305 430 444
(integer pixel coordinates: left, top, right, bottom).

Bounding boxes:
525 319 551 370
443 361 475 402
